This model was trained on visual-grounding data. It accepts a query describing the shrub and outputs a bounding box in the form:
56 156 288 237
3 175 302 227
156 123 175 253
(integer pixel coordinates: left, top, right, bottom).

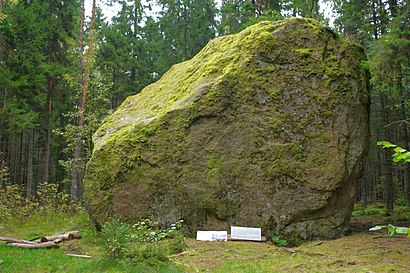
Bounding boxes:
131 219 184 242
124 242 169 265
99 218 131 259
0 184 27 222
98 218 186 264
0 183 77 224
271 235 288 247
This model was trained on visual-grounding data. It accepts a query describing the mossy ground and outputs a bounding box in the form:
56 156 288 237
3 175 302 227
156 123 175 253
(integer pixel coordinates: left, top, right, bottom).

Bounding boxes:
173 205 410 272
172 234 409 272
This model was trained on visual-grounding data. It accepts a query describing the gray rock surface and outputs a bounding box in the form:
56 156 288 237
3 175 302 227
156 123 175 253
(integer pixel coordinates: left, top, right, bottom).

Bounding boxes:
84 18 370 244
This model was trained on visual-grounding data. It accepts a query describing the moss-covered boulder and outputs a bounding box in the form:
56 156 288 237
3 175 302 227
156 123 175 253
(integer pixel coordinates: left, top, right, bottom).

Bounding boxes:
84 18 369 243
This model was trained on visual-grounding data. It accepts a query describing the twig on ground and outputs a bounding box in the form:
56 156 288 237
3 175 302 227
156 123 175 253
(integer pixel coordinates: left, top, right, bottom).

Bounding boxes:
66 254 93 258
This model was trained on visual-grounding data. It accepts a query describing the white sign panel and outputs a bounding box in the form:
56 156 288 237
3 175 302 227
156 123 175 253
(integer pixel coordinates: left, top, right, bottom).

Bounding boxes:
231 226 262 241
196 231 228 241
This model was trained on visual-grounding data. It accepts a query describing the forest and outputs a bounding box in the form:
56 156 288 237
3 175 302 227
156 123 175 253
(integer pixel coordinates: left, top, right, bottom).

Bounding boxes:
0 1 409 272
0 0 409 216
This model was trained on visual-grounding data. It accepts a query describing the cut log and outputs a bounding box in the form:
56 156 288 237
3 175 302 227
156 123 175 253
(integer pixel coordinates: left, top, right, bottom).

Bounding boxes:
0 236 35 245
1 231 80 249
33 231 81 243
6 241 59 249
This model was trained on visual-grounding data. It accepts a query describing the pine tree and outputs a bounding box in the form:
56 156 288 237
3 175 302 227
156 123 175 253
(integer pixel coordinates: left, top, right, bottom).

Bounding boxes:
157 0 217 63
0 0 78 198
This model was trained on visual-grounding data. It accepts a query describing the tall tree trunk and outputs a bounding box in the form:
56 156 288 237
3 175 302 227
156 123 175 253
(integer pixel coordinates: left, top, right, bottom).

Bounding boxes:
71 0 86 205
397 67 410 206
71 0 97 206
43 78 52 183
182 3 188 58
388 0 397 16
0 147 6 188
19 131 24 186
380 94 394 213
309 0 316 18
372 0 379 40
26 128 34 199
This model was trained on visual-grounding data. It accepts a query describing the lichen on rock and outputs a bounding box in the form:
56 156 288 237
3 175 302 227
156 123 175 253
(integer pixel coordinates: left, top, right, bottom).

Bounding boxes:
84 18 370 244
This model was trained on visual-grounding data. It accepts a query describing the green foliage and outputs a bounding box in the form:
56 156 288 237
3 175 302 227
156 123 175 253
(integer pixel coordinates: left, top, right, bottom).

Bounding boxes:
351 206 384 217
369 224 410 237
270 235 288 247
377 141 410 163
0 151 9 187
131 219 184 242
99 218 132 259
0 0 16 21
0 183 78 224
157 0 217 62
219 0 325 35
352 203 410 224
98 218 186 264
123 242 170 265
56 68 112 186
0 212 182 273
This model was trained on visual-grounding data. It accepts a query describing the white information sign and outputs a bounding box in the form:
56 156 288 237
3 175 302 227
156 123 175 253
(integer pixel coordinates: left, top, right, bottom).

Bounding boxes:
231 226 262 241
196 231 228 241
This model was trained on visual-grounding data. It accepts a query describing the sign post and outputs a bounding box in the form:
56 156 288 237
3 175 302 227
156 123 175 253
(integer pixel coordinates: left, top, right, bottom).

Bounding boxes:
230 226 262 241
196 231 228 241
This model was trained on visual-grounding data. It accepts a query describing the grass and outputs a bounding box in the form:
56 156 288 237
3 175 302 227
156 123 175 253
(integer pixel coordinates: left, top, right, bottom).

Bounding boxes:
172 234 410 272
0 212 181 273
0 204 409 272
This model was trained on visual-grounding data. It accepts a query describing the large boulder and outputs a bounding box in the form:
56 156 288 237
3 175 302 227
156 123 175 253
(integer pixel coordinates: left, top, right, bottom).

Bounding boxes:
84 18 369 243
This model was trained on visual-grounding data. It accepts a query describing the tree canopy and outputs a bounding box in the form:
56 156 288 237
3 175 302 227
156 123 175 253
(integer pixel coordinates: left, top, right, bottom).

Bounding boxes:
0 0 409 210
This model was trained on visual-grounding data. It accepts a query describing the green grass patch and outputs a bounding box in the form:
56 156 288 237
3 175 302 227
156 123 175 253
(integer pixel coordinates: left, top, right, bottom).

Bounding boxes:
0 213 183 273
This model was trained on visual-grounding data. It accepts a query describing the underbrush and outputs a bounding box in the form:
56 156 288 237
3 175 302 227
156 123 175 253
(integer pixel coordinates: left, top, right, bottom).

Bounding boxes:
98 218 186 266
350 202 410 234
352 202 410 222
0 184 185 272
0 212 185 272
0 183 82 227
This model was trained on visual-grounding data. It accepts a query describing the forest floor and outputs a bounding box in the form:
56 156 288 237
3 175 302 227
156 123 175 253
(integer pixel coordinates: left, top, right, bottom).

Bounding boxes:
173 204 410 272
0 204 409 272
172 233 409 272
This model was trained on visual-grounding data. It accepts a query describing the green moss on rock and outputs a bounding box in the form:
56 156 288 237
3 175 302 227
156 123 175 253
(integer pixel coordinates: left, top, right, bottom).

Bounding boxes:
84 18 370 241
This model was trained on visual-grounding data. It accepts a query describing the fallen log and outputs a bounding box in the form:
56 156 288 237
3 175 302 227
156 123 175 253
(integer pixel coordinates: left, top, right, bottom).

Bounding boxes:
0 236 35 245
1 231 81 249
34 231 81 243
6 241 59 249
